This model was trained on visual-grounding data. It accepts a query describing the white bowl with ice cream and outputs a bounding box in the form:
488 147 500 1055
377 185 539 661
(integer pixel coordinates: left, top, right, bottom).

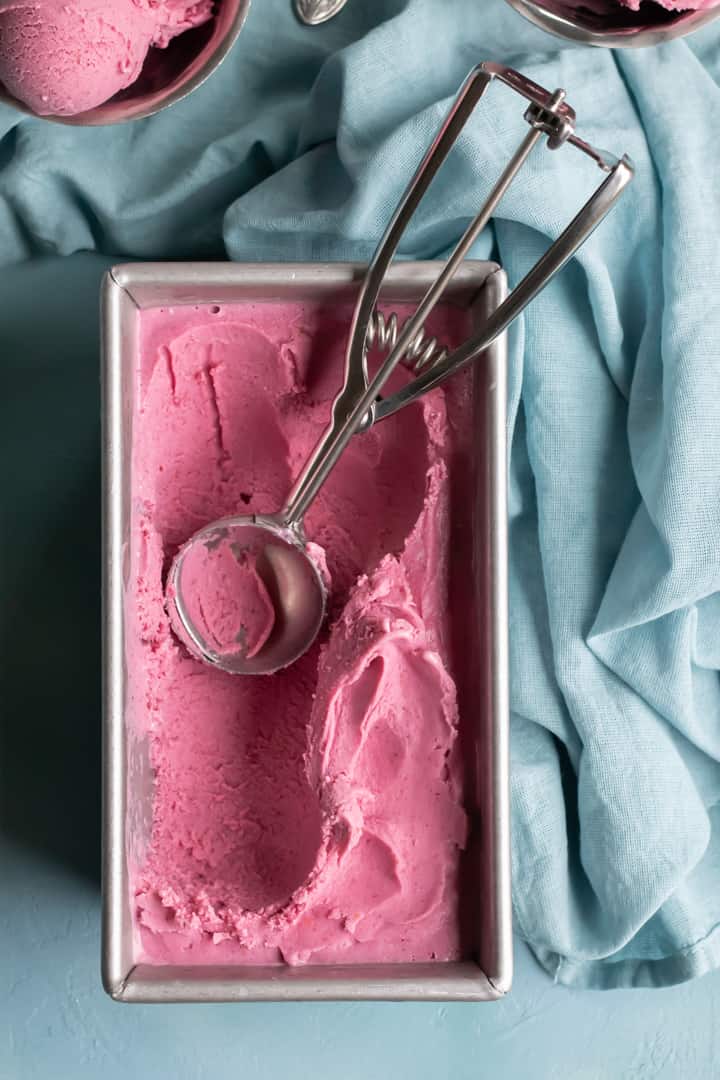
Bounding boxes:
0 0 250 124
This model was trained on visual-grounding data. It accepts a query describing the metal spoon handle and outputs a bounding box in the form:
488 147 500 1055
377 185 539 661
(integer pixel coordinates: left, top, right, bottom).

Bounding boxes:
294 0 348 25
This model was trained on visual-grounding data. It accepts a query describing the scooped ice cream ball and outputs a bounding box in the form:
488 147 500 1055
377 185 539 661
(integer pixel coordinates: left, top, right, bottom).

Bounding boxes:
0 0 213 117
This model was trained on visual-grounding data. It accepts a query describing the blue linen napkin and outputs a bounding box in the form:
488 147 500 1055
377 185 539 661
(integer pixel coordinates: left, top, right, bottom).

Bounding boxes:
2 0 719 989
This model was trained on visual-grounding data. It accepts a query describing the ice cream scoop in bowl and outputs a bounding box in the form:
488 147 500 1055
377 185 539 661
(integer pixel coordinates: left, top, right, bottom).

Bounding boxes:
505 0 720 46
0 0 250 124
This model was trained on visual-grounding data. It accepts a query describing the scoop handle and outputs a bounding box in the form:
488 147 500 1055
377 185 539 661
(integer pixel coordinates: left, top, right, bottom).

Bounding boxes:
280 375 373 530
281 61 633 526
281 66 502 529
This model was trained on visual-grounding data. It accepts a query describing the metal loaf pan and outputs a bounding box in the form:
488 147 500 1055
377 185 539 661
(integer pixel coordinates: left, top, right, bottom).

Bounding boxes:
101 261 511 1002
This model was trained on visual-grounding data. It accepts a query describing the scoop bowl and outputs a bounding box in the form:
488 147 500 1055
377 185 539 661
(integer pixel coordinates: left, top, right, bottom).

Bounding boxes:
167 516 327 676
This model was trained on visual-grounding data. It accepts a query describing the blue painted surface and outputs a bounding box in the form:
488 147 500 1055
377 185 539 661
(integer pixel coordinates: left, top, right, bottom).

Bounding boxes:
3 839 720 1079
2 256 719 1080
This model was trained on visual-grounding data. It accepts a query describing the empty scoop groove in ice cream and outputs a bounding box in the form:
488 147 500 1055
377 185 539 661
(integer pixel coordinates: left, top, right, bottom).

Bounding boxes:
129 300 477 965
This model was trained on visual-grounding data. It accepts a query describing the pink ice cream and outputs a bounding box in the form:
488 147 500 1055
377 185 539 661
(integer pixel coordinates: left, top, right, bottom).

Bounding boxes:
620 0 718 9
128 299 479 966
552 0 718 14
629 0 717 9
172 536 276 660
0 0 214 116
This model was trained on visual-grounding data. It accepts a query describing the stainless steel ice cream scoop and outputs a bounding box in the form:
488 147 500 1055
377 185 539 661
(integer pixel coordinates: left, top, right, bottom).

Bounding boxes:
166 61 633 675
